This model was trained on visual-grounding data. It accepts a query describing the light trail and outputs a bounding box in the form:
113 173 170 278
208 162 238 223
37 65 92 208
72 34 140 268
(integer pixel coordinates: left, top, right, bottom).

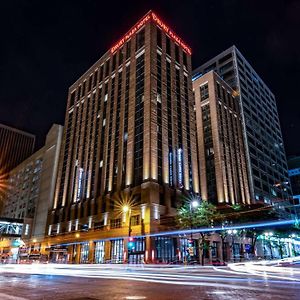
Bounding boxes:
224 257 300 282
51 218 297 247
1 261 300 290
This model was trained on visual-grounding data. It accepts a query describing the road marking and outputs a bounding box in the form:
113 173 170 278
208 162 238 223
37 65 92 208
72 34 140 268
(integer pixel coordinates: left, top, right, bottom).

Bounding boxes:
125 297 147 300
0 293 29 300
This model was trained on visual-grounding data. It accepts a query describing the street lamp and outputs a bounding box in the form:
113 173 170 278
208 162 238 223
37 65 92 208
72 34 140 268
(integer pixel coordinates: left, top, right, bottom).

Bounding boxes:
122 205 129 214
191 200 199 209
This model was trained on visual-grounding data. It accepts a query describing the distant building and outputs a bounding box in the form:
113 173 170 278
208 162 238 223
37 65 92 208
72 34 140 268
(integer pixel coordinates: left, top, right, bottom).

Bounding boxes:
193 71 251 205
0 123 35 174
193 46 291 204
288 156 300 208
0 123 35 214
1 124 63 242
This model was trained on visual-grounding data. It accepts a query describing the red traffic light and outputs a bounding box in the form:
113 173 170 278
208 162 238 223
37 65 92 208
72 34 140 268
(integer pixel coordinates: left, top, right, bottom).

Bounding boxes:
129 237 134 242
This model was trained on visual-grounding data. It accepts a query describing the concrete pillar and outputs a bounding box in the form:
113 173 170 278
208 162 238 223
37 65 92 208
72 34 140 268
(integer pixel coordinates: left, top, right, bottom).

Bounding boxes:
75 244 81 264
67 245 73 263
104 240 110 262
145 236 153 263
88 240 95 263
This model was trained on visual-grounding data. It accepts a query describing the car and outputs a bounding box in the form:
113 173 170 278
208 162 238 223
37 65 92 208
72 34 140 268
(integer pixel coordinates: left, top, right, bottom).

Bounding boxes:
212 259 226 266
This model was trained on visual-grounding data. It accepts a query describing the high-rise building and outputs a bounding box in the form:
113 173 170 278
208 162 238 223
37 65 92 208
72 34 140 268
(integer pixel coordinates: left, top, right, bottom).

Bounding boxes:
193 71 251 205
46 11 199 263
1 124 63 242
193 46 291 204
0 123 35 174
288 156 300 209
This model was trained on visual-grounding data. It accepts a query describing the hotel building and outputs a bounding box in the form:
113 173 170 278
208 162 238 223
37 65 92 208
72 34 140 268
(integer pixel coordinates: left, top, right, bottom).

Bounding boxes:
193 71 251 205
46 11 199 263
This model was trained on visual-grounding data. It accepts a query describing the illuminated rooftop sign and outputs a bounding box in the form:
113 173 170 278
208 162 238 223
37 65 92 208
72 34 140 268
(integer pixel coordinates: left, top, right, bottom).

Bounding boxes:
110 11 192 55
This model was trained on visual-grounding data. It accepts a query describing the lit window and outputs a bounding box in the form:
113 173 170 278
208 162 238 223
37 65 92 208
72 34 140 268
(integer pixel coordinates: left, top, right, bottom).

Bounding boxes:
75 219 79 231
24 224 29 235
48 225 52 236
88 216 93 229
157 94 161 103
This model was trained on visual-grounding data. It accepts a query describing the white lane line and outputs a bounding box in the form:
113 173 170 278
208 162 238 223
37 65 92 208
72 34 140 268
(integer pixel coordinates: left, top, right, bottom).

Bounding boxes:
0 293 29 300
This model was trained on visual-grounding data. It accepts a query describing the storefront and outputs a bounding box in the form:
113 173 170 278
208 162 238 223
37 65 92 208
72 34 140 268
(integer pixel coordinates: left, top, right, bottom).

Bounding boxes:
94 241 105 264
49 247 68 263
110 239 124 263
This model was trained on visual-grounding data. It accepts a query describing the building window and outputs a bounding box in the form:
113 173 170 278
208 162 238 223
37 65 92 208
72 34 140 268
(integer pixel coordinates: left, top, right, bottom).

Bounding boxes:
104 59 110 77
155 237 176 263
130 215 140 226
166 36 171 56
80 243 89 263
118 47 124 66
157 27 162 48
112 53 117 71
136 28 145 51
94 241 105 264
110 239 124 263
126 41 131 59
110 218 121 229
183 52 187 67
175 44 179 62
200 84 209 101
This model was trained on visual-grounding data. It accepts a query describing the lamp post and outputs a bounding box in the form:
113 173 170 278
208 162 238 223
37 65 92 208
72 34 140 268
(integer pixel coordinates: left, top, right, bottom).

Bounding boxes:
123 205 132 237
123 205 132 263
264 232 274 259
227 229 237 262
188 198 199 261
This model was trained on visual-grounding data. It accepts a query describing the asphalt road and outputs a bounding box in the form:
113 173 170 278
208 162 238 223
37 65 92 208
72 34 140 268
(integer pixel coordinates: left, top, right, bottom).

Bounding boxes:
0 261 300 300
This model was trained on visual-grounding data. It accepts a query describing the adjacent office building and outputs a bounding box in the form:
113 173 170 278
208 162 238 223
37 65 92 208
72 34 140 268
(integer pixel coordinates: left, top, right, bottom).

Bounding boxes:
1 124 63 242
0 123 35 174
193 46 291 204
46 11 199 263
288 157 300 209
193 71 251 205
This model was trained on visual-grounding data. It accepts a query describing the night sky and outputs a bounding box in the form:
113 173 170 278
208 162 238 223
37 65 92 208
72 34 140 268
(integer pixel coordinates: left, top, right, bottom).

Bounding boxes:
0 0 299 157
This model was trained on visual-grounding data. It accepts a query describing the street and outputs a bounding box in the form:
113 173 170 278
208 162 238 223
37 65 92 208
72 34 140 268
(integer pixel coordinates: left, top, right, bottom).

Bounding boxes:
0 260 300 299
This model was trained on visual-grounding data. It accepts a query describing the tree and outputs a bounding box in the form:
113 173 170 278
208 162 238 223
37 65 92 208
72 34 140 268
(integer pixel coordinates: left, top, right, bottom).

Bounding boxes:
176 199 220 265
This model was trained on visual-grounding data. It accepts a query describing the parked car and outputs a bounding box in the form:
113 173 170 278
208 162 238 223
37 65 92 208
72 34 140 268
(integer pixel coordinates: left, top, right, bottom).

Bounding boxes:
212 259 226 266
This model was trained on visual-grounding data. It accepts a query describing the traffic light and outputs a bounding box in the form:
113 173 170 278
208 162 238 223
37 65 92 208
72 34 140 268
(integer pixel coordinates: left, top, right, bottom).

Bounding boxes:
188 240 194 247
128 237 136 254
187 240 194 256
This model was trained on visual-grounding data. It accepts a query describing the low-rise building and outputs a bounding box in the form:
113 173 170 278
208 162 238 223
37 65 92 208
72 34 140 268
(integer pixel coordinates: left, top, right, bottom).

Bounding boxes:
0 124 63 260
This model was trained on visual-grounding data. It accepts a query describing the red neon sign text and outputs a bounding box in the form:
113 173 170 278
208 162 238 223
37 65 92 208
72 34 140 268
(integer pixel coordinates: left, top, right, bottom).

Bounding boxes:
110 11 192 55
